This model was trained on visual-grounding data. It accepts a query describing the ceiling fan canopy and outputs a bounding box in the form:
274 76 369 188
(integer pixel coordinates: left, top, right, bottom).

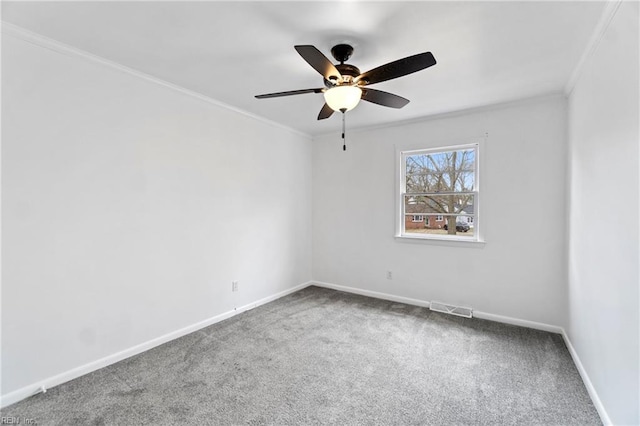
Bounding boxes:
255 43 436 120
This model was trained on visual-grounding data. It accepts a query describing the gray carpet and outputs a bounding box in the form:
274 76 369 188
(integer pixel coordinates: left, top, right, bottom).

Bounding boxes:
2 286 601 425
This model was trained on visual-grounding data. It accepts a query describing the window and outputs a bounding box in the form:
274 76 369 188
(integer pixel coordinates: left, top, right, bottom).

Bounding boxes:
399 143 479 240
411 215 424 222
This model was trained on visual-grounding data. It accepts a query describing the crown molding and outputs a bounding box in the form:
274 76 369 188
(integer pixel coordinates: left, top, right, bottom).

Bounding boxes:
1 21 312 140
315 92 565 139
564 0 623 95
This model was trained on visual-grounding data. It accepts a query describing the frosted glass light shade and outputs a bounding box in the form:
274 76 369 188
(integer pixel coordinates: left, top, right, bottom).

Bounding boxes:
324 86 362 112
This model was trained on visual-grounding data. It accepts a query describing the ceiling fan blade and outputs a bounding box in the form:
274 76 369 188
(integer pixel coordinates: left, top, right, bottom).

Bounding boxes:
255 88 324 99
361 88 410 108
355 52 436 86
317 103 334 120
295 45 342 82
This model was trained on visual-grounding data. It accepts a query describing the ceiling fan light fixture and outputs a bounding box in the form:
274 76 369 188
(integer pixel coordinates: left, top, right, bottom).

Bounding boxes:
324 85 362 112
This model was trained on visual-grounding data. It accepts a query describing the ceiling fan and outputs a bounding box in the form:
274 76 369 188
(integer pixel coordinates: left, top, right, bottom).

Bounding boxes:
255 43 437 120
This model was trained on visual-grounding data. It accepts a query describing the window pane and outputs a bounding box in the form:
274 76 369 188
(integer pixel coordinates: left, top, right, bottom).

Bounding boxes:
405 149 475 193
400 143 479 241
404 214 475 237
404 195 475 215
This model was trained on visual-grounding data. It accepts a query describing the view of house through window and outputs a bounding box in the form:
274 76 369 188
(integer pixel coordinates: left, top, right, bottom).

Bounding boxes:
400 143 478 240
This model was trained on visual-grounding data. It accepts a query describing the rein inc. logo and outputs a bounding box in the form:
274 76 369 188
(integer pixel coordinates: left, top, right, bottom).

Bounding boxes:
1 417 37 425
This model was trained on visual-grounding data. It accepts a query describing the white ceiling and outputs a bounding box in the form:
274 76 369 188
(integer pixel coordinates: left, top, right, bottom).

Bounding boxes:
2 1 606 137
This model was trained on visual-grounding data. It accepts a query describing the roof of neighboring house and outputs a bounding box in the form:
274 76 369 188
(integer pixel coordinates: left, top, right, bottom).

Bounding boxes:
458 204 474 214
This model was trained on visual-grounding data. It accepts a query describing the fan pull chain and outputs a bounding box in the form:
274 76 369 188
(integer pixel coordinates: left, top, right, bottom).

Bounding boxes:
341 110 346 151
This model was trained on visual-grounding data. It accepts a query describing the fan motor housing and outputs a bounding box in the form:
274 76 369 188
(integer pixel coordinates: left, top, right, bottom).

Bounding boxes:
336 63 361 77
325 63 361 87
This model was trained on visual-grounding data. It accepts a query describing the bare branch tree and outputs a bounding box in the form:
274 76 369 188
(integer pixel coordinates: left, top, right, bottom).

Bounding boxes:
405 149 475 235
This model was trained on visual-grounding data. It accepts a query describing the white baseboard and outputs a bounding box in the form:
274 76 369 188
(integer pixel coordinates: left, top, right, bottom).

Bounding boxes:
561 329 612 425
233 281 312 315
312 281 561 333
311 281 431 308
472 310 563 334
0 281 313 408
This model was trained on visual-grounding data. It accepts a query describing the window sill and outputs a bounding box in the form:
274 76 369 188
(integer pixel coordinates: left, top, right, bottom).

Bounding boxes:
395 234 486 248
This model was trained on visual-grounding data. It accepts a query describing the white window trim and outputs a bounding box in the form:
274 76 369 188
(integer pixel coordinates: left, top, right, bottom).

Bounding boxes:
395 138 485 244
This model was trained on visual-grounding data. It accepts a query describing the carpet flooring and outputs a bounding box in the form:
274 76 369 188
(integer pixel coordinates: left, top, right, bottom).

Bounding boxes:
2 286 601 425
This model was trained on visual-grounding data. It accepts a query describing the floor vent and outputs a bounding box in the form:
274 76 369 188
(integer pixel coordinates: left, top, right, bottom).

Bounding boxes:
430 301 473 318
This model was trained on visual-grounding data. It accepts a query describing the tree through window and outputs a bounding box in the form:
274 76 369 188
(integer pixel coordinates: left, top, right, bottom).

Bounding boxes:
400 144 479 240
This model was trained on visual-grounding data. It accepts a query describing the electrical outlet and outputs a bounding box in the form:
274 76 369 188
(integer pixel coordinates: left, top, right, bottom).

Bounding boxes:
232 281 239 292
386 271 392 280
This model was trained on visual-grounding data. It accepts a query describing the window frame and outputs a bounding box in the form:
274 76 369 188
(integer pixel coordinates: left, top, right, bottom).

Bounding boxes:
396 141 482 243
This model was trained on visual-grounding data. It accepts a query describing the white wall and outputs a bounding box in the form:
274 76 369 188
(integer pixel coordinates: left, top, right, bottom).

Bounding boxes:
1 33 312 396
567 2 639 424
313 96 568 327
4 5 638 422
